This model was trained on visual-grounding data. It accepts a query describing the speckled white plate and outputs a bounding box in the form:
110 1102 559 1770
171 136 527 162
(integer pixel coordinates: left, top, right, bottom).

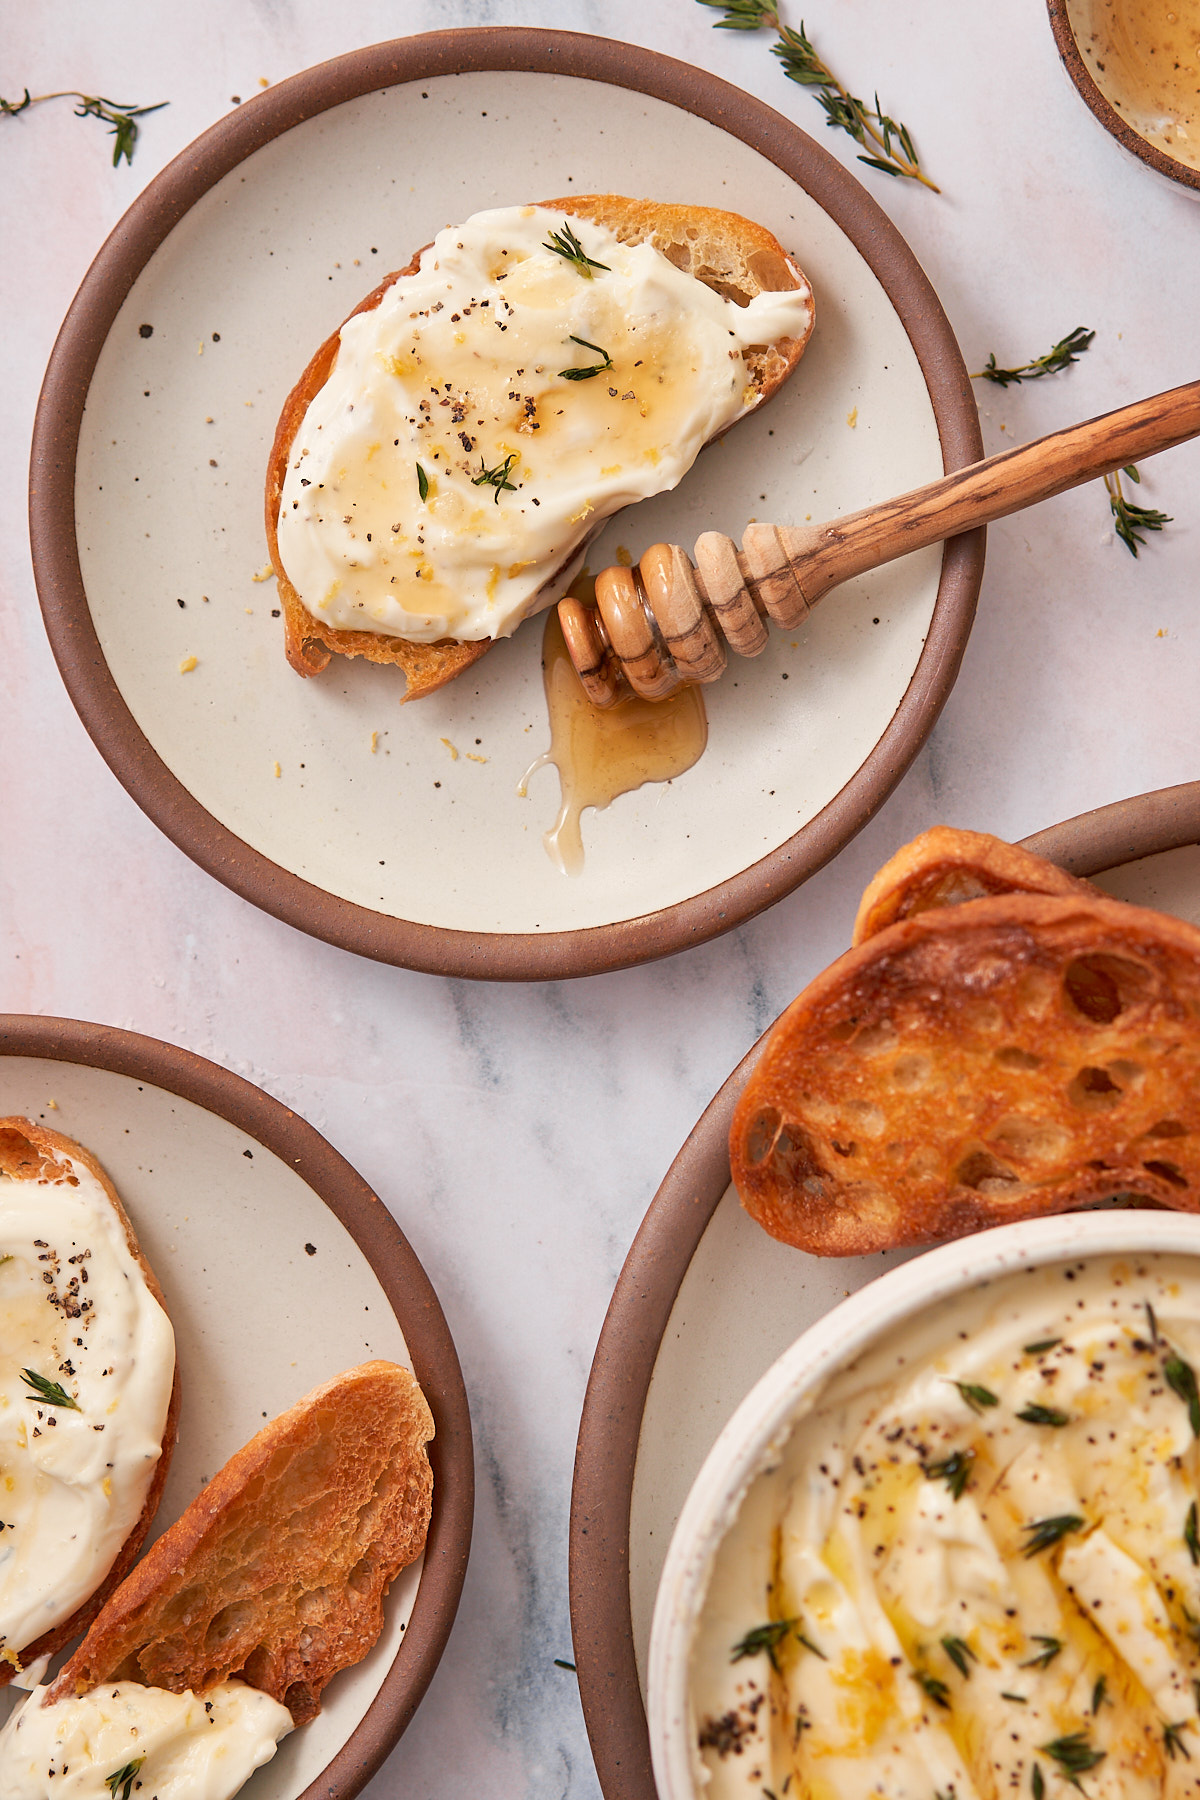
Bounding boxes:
32 30 981 978
0 1017 473 1800
570 783 1200 1799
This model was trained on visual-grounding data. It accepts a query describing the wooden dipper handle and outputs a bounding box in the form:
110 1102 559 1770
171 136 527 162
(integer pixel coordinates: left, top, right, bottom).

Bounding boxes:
561 377 1200 705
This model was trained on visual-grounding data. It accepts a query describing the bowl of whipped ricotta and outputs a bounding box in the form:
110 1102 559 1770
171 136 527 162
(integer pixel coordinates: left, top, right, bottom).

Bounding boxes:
649 1208 1200 1800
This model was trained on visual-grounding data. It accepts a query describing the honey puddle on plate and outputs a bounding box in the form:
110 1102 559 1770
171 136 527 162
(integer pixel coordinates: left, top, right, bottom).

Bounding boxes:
519 599 707 876
1069 0 1200 168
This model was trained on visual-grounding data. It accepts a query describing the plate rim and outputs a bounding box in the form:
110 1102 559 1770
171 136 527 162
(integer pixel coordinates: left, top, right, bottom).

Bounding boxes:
29 26 983 981
0 1011 474 1800
568 777 1200 1800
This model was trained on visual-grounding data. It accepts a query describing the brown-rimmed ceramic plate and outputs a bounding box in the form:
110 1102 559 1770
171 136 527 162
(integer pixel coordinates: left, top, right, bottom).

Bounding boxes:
0 1015 473 1800
30 29 983 981
569 778 1200 1800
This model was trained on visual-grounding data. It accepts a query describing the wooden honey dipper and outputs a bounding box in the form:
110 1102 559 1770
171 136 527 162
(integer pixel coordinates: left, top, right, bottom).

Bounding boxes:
558 378 1200 707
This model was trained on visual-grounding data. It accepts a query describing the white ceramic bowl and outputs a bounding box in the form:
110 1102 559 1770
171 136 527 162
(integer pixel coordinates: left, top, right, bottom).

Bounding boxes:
646 1207 1200 1800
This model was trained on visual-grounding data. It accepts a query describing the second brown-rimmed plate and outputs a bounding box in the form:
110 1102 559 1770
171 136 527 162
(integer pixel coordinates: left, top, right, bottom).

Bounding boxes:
30 28 982 981
570 778 1200 1800
0 1015 473 1800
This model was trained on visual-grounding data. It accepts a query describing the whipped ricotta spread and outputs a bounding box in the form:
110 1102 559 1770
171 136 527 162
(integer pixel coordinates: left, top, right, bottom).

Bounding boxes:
0 1153 174 1660
0 1679 292 1799
690 1255 1200 1799
275 204 813 643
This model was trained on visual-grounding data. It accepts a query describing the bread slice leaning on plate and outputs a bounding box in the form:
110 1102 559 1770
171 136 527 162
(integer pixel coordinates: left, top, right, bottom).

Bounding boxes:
47 1359 434 1723
265 194 814 700
0 1119 180 1685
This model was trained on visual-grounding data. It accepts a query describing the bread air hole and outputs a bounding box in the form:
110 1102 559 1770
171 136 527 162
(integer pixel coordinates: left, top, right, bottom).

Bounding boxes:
744 1106 781 1166
1062 953 1149 1023
955 1148 1020 1192
1067 1065 1125 1111
1144 1159 1189 1188
772 1122 828 1195
995 1046 1042 1070
989 1117 1072 1161
1146 1119 1189 1138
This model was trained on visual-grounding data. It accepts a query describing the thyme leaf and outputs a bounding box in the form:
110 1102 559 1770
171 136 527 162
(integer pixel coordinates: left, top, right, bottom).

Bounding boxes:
731 1617 796 1671
921 1447 975 1500
1164 1721 1192 1762
542 220 609 278
1017 1403 1071 1428
971 326 1095 387
950 1380 1000 1414
941 1635 976 1678
1105 464 1172 557
1 89 166 164
557 335 614 381
416 462 429 502
914 1669 952 1709
21 1368 80 1410
471 452 519 504
106 1762 144 1800
1022 1514 1084 1558
1024 1338 1062 1355
1020 1636 1063 1670
1186 1500 1200 1566
695 0 937 189
1091 1674 1107 1714
1039 1731 1105 1789
1032 1765 1045 1800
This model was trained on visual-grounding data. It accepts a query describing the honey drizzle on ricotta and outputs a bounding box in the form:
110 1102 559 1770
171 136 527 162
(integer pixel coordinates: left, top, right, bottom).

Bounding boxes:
691 1256 1200 1799
0 1158 174 1659
275 205 813 645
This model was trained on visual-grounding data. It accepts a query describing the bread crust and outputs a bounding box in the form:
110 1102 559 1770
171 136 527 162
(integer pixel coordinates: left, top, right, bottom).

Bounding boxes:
0 1119 179 1682
730 891 1200 1256
265 195 813 700
852 826 1101 946
48 1360 434 1726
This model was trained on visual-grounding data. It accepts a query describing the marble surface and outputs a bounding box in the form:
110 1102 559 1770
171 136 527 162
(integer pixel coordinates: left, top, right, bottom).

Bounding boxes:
1 3 1197 1797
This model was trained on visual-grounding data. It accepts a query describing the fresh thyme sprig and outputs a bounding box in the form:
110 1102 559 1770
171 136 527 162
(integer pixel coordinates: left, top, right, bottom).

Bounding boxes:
105 1759 144 1800
696 0 938 190
971 326 1095 387
557 336 614 381
21 1368 80 1411
1039 1732 1105 1790
1104 464 1172 557
1022 1514 1084 1558
542 220 610 279
1020 1636 1063 1670
921 1447 975 1500
0 89 166 165
472 452 519 504
731 1616 796 1669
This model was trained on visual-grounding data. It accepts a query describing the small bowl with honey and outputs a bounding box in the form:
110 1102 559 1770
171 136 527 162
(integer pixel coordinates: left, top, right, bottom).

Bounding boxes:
1049 0 1200 194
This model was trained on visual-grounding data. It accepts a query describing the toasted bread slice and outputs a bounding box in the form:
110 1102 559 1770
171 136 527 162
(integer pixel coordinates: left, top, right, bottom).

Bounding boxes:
852 826 1101 945
266 195 813 700
48 1361 434 1725
0 1120 179 1682
730 891 1200 1256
